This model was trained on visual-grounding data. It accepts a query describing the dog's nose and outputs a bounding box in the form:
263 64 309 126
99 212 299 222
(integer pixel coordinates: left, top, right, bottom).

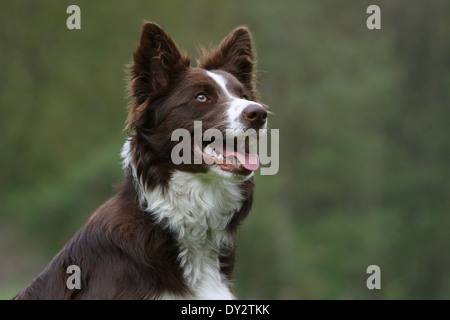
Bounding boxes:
242 104 267 129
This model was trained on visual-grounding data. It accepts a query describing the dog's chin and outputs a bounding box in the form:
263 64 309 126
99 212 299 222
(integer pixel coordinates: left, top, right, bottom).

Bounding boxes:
191 144 256 183
207 165 254 183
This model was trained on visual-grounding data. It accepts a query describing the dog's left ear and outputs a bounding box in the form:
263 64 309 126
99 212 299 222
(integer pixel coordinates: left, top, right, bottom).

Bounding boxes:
198 27 256 96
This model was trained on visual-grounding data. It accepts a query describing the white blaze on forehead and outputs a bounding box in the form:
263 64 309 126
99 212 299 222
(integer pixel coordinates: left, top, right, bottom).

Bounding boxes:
205 71 266 130
206 71 234 98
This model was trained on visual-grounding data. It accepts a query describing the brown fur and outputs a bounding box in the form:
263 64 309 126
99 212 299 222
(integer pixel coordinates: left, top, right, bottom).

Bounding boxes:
13 22 259 300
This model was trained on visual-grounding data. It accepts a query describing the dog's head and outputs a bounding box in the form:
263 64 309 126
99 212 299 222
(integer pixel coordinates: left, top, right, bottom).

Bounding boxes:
125 22 267 189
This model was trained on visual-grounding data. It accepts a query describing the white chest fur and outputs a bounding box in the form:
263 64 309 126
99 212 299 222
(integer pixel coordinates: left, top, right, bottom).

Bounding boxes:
147 171 243 299
147 171 244 299
122 140 245 299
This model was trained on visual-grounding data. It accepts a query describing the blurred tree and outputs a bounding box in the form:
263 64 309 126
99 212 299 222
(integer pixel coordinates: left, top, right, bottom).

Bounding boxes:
0 0 448 299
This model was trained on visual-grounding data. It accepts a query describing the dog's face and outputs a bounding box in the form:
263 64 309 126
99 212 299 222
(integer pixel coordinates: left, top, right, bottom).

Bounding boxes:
126 22 267 187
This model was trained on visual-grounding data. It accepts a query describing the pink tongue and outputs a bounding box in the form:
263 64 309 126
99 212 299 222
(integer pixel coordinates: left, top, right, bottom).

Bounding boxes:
223 149 260 171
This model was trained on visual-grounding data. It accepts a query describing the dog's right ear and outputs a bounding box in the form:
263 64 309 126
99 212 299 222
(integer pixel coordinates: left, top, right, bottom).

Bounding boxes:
127 22 190 129
198 27 256 98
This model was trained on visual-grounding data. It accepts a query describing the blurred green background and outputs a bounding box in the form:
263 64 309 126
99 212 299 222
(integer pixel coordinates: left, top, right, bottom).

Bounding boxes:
1 0 449 299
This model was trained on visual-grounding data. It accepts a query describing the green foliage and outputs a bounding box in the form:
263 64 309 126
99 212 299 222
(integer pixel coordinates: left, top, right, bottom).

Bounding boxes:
1 0 449 299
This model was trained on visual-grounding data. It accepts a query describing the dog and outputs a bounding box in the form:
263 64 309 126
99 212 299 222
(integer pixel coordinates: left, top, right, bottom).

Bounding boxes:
13 21 268 300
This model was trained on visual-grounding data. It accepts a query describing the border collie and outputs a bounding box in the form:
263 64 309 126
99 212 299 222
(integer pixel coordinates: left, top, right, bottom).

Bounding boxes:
14 22 268 300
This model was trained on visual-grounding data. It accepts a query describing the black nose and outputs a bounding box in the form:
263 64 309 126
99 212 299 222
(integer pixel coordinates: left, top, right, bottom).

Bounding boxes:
242 104 267 129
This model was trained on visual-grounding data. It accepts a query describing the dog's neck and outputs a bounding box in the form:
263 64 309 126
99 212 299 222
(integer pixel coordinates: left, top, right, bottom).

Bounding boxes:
145 170 244 299
146 170 245 233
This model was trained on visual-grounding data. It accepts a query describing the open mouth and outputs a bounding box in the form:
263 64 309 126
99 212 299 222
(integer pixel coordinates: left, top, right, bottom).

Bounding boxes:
193 134 260 175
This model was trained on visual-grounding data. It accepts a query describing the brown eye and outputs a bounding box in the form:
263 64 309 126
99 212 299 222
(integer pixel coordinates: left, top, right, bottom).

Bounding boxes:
195 93 208 102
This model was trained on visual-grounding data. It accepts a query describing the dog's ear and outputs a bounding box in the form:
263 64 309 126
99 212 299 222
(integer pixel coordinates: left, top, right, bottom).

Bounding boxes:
131 22 190 97
127 22 190 129
198 27 256 96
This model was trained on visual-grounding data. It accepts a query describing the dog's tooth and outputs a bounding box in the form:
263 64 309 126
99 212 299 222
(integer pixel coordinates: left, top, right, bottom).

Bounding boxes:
204 145 213 155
